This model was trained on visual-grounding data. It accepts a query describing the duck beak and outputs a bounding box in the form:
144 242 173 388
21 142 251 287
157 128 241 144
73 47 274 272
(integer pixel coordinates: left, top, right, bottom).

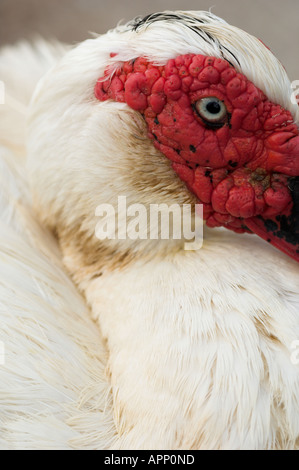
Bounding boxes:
246 131 299 262
246 184 298 262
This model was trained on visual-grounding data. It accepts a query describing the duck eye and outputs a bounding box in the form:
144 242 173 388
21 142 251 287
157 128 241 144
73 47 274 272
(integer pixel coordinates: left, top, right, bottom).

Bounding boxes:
194 97 227 125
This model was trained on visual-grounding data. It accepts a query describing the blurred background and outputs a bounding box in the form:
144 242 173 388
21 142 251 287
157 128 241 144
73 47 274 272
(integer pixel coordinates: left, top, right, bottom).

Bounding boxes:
0 0 298 79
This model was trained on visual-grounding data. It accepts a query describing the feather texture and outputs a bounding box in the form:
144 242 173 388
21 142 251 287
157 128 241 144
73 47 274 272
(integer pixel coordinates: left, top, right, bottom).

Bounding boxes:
0 11 299 449
0 42 115 449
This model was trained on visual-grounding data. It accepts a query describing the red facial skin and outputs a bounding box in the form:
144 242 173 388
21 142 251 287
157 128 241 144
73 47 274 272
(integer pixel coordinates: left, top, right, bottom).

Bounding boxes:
95 54 299 262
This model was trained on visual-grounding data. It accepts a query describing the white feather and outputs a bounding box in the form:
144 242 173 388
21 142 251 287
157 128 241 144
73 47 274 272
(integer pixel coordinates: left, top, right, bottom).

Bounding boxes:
1 11 299 449
0 43 115 450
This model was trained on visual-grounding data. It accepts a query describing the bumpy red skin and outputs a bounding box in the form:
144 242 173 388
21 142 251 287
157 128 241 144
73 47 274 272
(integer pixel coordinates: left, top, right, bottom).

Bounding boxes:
95 54 299 261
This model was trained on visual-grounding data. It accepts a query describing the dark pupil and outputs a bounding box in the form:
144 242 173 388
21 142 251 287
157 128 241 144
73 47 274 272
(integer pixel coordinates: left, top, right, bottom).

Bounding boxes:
206 101 221 114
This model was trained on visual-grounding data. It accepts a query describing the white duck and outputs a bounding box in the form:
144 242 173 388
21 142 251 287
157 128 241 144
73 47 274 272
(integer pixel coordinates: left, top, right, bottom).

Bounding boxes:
0 11 298 450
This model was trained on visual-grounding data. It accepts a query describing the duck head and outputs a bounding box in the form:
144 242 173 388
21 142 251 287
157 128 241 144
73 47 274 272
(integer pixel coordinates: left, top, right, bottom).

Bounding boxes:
27 11 299 277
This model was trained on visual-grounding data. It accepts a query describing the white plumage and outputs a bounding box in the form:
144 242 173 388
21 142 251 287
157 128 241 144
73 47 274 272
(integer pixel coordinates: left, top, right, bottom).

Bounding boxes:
0 11 298 449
